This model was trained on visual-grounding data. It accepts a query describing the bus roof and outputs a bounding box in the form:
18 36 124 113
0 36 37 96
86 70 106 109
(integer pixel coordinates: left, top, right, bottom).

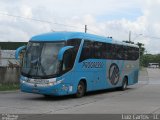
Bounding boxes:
30 31 138 48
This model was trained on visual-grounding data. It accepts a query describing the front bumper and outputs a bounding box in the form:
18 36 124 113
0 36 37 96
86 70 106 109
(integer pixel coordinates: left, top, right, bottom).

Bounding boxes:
20 81 74 96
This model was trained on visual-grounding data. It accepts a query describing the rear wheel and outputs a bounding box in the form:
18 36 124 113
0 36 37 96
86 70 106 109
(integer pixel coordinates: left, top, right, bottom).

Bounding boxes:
120 77 128 91
75 81 85 98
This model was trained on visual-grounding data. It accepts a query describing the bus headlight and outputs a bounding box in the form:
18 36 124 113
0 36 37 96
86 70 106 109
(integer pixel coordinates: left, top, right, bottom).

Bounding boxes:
21 80 26 84
48 82 55 86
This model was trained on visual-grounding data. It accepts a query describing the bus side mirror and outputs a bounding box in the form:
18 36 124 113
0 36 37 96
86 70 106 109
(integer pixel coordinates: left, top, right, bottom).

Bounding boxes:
15 46 26 60
58 46 74 61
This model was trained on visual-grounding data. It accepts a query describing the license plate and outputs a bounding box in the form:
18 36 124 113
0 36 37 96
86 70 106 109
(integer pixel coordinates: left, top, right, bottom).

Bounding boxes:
34 79 44 84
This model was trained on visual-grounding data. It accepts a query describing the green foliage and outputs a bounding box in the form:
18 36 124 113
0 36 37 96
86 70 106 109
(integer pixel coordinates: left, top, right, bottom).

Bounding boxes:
0 42 27 50
136 42 145 66
142 54 160 67
136 42 160 67
0 84 19 91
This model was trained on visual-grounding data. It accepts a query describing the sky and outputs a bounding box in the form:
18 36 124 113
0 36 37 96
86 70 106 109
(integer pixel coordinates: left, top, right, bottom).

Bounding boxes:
0 0 160 54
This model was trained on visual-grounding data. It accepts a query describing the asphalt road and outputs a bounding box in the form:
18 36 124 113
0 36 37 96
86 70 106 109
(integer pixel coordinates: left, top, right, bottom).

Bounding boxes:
0 68 160 114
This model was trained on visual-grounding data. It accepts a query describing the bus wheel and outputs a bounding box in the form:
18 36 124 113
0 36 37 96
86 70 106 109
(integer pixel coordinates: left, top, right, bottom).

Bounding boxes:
75 81 85 98
43 95 52 98
120 77 128 91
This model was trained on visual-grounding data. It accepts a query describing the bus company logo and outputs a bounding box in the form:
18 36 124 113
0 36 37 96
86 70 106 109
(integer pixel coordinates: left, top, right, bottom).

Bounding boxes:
109 63 120 85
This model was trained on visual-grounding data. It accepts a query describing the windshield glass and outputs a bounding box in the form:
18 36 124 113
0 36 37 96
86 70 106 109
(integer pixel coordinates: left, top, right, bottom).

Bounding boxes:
22 42 65 78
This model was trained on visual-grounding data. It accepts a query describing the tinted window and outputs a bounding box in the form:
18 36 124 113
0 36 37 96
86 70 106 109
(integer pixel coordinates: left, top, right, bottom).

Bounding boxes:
79 40 139 62
128 47 139 60
105 43 112 59
66 39 81 47
79 40 94 62
94 41 106 59
62 48 76 72
61 39 81 73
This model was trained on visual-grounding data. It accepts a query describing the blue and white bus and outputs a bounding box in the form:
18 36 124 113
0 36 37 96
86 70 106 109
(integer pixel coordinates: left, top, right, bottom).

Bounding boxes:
15 32 139 97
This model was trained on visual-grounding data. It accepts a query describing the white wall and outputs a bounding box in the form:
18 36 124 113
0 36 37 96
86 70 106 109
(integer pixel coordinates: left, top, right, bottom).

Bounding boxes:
0 50 19 67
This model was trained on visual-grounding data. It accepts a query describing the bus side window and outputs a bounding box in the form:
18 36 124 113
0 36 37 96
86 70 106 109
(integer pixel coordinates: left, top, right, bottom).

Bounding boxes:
119 45 125 60
123 46 128 60
105 43 112 59
94 42 102 59
127 47 139 60
130 47 135 60
136 48 140 60
101 43 106 59
79 40 93 62
111 44 116 59
115 45 121 59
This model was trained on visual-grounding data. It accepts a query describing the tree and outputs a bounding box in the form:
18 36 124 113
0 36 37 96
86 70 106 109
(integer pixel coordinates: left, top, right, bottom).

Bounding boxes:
136 42 145 66
136 42 145 56
142 54 160 67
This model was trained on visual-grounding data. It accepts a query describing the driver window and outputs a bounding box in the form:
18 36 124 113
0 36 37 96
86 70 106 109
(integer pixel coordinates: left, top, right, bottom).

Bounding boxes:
62 48 76 72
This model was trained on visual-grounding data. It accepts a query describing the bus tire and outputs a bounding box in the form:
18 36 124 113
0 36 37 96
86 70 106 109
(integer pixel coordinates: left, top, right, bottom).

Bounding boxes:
75 81 86 98
120 77 128 91
43 95 52 98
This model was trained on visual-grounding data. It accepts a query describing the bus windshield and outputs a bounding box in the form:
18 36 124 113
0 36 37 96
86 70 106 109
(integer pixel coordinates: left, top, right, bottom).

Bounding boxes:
21 42 65 78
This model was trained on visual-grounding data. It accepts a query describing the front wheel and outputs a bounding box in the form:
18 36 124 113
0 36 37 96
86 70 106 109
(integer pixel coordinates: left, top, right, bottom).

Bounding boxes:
75 81 85 98
43 95 52 98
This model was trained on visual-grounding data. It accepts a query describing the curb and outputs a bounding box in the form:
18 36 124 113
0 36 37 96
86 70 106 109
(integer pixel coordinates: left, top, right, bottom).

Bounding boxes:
0 89 20 94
